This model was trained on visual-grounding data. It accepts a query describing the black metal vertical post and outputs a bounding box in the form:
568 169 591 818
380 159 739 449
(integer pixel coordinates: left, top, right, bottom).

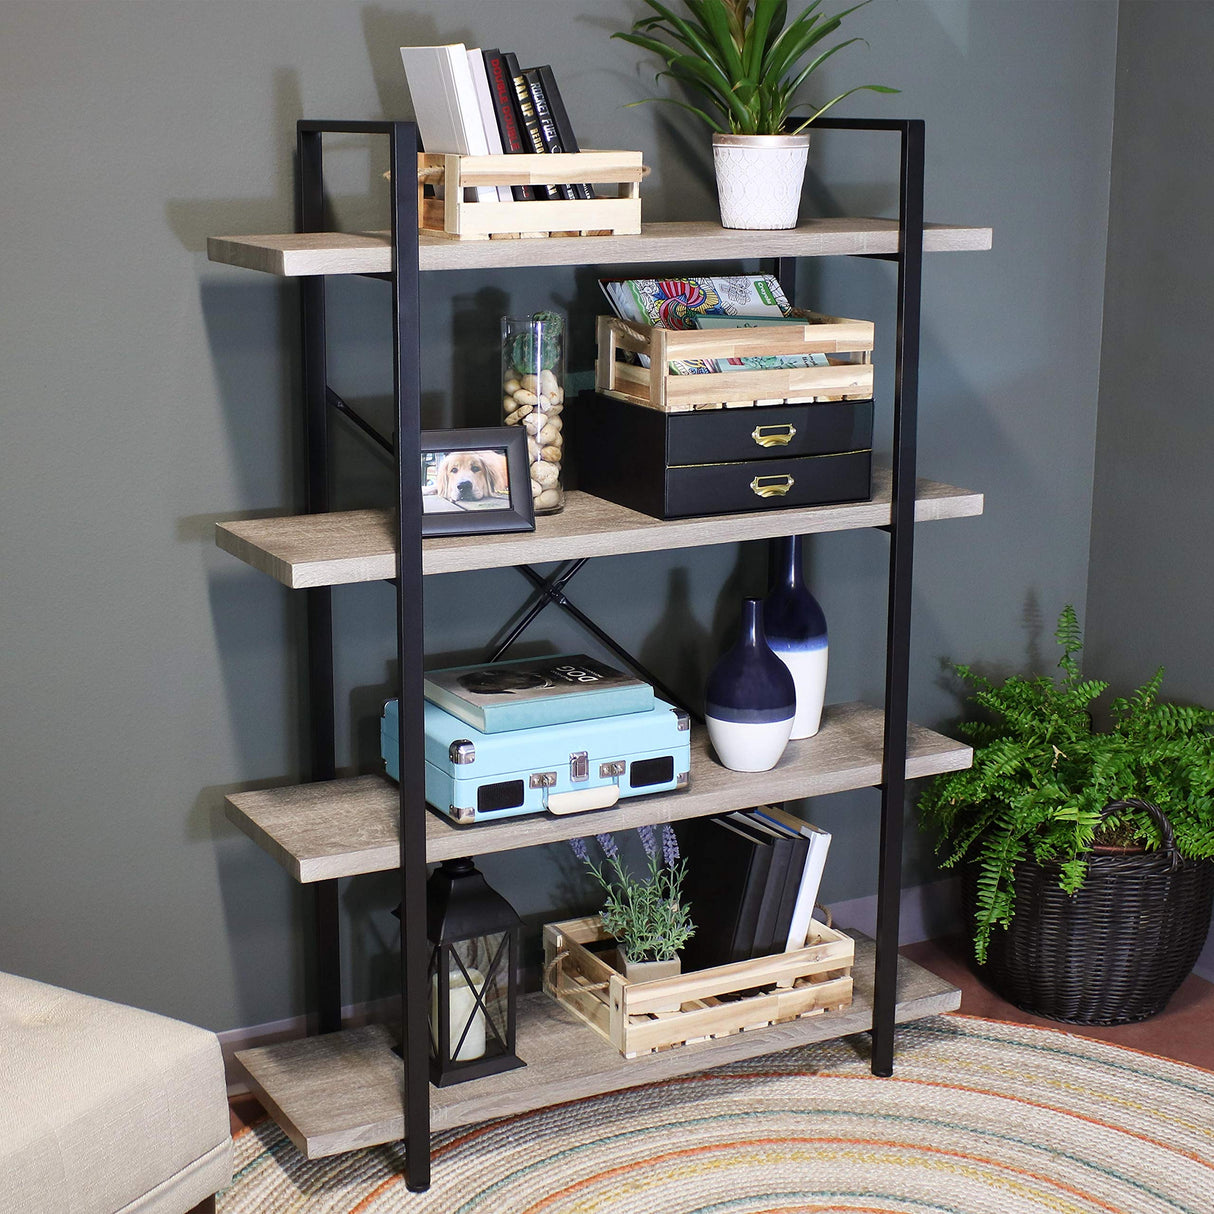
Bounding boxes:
775 257 797 308
297 124 342 1036
870 120 925 1077
387 121 431 1193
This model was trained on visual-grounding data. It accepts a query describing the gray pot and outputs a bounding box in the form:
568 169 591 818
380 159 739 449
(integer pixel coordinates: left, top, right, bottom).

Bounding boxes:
619 951 683 1012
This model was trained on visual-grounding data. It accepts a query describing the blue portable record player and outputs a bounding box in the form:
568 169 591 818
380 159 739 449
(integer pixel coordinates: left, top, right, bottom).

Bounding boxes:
382 697 691 824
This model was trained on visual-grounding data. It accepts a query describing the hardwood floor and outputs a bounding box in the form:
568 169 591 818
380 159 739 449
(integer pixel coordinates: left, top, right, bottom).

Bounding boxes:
228 936 1214 1135
902 934 1214 1071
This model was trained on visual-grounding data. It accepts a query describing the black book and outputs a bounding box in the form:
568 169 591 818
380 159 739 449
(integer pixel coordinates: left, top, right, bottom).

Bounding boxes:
678 816 774 971
735 809 811 956
727 811 794 957
501 52 560 200
536 65 595 201
523 68 575 200
481 49 537 201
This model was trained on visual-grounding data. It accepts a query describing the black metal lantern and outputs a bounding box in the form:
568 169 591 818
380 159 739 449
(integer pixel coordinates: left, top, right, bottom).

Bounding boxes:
426 857 524 1086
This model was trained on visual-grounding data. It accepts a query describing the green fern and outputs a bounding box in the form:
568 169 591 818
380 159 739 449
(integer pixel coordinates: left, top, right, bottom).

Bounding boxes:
919 605 1214 962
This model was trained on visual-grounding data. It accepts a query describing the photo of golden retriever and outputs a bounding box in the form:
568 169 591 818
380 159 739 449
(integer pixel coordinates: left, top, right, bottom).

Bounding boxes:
422 449 511 513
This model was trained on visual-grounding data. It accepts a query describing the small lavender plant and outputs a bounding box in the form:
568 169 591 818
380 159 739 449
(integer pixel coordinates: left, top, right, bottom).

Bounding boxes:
570 826 695 963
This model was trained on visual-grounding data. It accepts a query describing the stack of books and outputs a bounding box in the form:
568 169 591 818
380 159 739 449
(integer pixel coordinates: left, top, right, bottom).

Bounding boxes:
678 805 832 971
423 653 652 733
399 44 594 203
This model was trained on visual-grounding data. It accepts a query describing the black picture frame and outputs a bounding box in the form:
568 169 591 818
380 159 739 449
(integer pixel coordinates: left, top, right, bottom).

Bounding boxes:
419 427 536 537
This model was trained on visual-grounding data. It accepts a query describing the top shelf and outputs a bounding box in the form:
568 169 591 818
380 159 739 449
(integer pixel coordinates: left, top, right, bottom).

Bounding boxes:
206 218 993 276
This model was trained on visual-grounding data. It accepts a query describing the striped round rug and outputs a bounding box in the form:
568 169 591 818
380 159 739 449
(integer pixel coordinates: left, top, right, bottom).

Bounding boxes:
219 1015 1214 1213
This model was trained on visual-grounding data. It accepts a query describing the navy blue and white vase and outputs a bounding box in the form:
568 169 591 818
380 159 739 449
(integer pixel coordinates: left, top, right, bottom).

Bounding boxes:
705 598 796 772
763 535 828 739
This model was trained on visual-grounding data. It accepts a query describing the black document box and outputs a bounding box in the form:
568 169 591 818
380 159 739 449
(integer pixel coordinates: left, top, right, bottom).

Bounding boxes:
571 390 874 520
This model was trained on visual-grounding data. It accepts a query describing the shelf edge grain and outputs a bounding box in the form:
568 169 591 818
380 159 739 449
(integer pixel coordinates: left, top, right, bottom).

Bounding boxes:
223 703 972 881
214 474 984 589
207 219 993 277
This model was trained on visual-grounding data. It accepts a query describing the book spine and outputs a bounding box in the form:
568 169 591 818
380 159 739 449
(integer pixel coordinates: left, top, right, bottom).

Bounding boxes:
467 49 514 203
479 685 654 732
482 49 537 201
787 827 831 950
503 53 560 200
537 65 594 201
524 69 575 200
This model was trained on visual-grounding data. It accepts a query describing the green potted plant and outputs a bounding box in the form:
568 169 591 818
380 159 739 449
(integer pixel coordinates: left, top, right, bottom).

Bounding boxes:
614 0 896 229
919 605 1214 1024
571 826 695 1008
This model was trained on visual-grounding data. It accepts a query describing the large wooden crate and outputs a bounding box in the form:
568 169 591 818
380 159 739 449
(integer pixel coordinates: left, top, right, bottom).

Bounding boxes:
543 916 853 1059
595 312 874 412
416 150 643 240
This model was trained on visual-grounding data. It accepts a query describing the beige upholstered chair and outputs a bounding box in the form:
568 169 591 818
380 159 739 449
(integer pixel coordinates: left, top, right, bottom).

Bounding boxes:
0 971 232 1214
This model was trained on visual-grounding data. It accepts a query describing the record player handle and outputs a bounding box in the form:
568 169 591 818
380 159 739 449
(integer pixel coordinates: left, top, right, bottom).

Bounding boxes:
547 786 621 815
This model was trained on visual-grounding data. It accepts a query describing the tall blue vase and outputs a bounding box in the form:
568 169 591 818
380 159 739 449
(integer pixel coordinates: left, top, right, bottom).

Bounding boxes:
763 535 828 739
705 598 796 772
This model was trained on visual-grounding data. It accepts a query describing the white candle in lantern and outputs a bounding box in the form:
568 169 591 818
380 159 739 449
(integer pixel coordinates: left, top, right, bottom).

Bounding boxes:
431 966 486 1061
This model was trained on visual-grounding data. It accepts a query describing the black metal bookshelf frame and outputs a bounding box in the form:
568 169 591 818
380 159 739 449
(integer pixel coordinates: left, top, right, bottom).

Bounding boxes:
294 115 925 1192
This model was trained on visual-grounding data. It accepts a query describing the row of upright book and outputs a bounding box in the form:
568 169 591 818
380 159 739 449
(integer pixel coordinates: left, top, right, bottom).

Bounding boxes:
399 43 593 202
680 806 831 971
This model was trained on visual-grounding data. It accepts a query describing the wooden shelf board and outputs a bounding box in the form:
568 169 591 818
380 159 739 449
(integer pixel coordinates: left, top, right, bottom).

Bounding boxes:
224 701 972 881
235 933 960 1159
207 218 992 277
215 471 983 589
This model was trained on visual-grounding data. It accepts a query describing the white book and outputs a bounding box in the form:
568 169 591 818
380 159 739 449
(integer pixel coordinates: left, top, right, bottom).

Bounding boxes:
754 805 832 951
398 43 496 203
466 48 513 203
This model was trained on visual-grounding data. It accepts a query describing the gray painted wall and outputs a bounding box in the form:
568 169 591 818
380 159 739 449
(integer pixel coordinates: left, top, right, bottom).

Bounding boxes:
0 1 1117 1031
1087 0 1214 971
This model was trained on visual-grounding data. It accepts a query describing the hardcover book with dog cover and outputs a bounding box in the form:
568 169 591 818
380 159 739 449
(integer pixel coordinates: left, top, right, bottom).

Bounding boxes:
422 653 654 733
382 696 690 823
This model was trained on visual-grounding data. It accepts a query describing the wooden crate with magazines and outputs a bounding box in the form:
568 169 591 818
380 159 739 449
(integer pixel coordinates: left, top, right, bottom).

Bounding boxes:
594 312 874 412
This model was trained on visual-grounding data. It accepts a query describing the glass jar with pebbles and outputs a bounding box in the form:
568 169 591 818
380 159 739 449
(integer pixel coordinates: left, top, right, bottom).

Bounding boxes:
502 311 566 515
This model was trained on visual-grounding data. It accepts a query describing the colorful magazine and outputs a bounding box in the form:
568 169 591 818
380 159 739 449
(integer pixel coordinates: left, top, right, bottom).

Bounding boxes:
599 275 830 375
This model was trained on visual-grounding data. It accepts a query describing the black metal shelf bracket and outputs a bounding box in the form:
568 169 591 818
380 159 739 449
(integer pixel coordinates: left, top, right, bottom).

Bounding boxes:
812 116 926 1078
297 118 432 1192
326 387 394 457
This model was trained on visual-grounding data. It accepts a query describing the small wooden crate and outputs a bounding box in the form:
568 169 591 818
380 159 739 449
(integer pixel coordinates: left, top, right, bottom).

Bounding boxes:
417 150 643 240
543 916 854 1059
595 313 874 412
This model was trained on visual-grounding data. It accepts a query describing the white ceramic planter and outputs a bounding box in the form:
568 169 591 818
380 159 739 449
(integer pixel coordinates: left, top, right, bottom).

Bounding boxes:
712 132 811 230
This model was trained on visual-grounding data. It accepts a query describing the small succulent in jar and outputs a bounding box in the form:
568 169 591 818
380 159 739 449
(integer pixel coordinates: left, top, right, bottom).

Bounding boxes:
509 310 564 376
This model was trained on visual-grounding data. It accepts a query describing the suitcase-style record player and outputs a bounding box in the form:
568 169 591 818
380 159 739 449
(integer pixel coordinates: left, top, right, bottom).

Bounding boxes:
382 697 691 824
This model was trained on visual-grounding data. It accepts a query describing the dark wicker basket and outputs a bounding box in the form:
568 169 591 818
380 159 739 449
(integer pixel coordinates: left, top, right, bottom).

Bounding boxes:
965 800 1214 1025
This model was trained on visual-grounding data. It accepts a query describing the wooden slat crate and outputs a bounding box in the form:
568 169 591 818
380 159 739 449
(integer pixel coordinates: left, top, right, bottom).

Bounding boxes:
416 150 643 241
595 312 874 412
543 916 854 1058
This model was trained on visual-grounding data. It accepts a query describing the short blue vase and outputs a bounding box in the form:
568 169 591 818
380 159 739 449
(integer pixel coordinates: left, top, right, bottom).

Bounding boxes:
705 597 796 772
763 535 829 738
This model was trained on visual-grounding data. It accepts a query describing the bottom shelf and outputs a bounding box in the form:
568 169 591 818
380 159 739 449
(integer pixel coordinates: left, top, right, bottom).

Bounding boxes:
236 933 960 1160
